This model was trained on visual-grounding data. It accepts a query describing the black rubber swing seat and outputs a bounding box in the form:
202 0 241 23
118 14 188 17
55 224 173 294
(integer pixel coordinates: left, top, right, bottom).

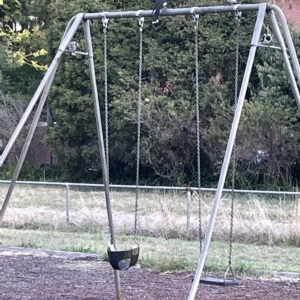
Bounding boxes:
107 245 139 271
200 276 239 287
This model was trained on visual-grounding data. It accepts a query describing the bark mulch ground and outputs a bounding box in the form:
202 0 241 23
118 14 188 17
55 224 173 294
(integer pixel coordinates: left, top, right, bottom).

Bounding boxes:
0 246 299 300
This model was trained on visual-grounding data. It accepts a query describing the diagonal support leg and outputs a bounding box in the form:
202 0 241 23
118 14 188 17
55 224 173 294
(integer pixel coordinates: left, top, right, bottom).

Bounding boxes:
0 66 58 225
0 13 85 224
188 3 267 299
267 9 300 110
0 14 84 168
269 5 300 88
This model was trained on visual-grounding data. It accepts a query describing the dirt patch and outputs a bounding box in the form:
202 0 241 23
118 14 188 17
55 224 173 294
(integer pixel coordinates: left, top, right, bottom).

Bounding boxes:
0 246 299 300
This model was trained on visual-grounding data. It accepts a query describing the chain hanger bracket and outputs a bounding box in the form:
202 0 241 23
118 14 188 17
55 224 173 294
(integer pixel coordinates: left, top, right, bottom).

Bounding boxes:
136 10 145 31
102 13 109 33
191 7 199 30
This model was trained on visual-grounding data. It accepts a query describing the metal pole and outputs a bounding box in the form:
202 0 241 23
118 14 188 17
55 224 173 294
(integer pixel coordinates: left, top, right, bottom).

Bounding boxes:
0 15 83 223
83 4 261 20
267 10 300 110
66 184 70 223
188 4 267 299
0 63 59 225
62 16 77 41
270 4 300 87
186 188 191 231
82 20 122 300
0 14 83 168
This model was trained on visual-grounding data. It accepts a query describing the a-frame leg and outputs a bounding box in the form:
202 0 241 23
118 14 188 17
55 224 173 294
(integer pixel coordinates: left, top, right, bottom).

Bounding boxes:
0 68 57 224
269 5 300 86
267 9 300 109
188 3 267 299
0 14 84 168
0 14 84 225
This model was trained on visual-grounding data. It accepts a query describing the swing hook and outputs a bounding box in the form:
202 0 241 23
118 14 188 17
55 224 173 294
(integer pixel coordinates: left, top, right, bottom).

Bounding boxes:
235 10 242 23
136 10 144 32
102 13 109 33
191 8 199 33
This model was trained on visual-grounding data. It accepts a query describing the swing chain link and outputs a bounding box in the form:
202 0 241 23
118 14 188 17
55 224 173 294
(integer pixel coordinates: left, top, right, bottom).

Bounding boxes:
193 13 199 31
193 12 202 253
102 15 113 245
229 10 241 267
103 16 109 180
134 15 144 242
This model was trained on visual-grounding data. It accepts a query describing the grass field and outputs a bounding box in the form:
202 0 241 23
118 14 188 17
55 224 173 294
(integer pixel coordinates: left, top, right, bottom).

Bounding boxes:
0 227 299 278
0 182 299 278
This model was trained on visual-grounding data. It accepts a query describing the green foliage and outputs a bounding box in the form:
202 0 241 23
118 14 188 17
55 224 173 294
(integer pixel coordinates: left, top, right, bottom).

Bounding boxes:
238 98 300 188
44 0 260 185
0 165 14 179
234 261 253 274
0 0 48 96
0 161 48 181
64 244 93 253
236 31 300 189
2 0 300 189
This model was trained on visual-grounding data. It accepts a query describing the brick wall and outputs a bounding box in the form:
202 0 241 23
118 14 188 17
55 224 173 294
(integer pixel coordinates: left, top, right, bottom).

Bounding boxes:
29 122 51 166
276 0 300 30
9 122 52 167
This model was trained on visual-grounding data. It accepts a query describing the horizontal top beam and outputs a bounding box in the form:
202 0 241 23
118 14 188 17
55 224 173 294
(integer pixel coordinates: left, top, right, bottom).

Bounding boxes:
83 3 268 20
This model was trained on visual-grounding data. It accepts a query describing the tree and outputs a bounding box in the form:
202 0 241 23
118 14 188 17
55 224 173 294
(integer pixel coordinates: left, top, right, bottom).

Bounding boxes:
42 0 300 188
0 0 48 95
0 0 49 179
0 91 30 163
44 0 111 181
236 30 300 188
41 0 259 183
237 99 300 188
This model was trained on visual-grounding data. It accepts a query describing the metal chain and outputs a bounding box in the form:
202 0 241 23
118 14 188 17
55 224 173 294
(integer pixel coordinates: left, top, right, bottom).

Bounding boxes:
134 15 144 242
103 16 109 180
229 10 241 266
102 15 113 244
193 12 202 253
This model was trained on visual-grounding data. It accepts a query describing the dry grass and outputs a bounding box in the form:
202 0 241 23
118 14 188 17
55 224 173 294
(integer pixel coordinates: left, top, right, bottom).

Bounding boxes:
0 183 299 275
0 182 299 246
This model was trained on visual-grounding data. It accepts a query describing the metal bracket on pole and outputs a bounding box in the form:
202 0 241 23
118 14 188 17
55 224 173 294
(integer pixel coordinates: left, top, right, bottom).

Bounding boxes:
235 9 242 23
136 10 144 31
64 50 89 56
257 44 282 50
233 4 240 12
191 7 199 32
102 13 109 33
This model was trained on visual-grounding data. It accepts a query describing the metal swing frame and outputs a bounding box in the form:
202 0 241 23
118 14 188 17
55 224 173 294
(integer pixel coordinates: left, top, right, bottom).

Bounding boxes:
0 3 299 300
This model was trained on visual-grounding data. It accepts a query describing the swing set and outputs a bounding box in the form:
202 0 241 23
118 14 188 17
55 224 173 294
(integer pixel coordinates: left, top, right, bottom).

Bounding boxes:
0 3 300 300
